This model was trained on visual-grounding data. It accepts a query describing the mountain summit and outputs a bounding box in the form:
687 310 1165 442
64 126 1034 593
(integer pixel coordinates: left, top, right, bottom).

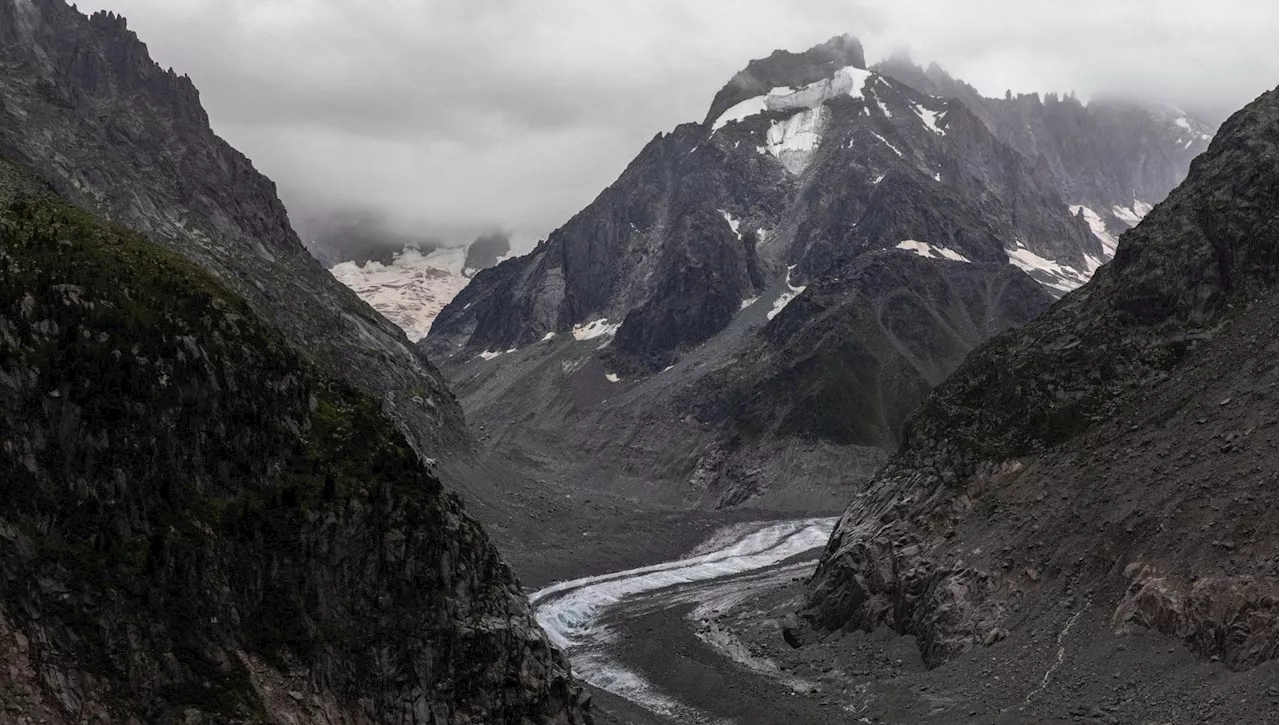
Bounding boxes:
413 35 1211 511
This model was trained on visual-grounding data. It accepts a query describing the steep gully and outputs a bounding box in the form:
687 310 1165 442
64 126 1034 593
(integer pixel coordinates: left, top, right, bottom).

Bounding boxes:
531 519 837 723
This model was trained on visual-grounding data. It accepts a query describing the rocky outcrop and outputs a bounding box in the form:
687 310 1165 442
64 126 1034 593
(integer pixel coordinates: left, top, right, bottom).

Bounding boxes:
803 89 1278 670
0 157 588 723
0 0 468 457
464 231 511 275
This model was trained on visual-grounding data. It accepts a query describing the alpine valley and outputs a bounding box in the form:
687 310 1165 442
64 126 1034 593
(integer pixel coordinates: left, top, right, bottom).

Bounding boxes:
0 3 1275 725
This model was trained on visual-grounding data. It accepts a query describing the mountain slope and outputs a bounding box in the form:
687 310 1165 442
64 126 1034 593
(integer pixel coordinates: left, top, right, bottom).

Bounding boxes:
874 52 1215 250
425 41 1101 367
407 35 1213 514
803 88 1278 671
0 156 587 723
695 252 1051 449
0 0 468 456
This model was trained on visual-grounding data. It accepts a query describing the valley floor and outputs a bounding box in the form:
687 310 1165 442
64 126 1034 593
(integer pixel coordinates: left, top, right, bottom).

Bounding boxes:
517 513 1277 725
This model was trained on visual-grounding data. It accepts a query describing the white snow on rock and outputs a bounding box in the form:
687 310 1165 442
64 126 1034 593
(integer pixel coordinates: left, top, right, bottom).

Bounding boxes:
1111 199 1152 227
739 296 758 309
914 105 946 136
1068 204 1119 256
605 373 620 383
712 95 768 131
762 106 828 174
329 246 470 341
872 172 885 184
541 331 557 341
720 210 743 239
1006 240 1092 294
709 66 876 133
572 318 620 341
870 130 903 157
477 350 503 361
896 239 971 263
767 265 807 321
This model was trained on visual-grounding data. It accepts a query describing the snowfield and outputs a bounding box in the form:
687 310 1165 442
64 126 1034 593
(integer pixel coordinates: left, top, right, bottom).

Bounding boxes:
329 246 470 341
896 239 971 263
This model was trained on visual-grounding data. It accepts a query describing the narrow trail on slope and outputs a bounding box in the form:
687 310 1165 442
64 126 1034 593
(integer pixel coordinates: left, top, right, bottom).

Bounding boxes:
529 518 836 723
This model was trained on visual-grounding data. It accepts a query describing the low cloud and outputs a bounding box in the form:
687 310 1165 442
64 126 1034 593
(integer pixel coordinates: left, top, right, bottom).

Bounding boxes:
83 0 1279 247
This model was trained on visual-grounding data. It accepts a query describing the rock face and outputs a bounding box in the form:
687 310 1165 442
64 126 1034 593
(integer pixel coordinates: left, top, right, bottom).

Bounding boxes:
0 157 588 723
0 0 468 457
694 252 1051 449
874 52 1215 250
804 89 1278 671
413 35 1213 510
464 231 512 275
425 38 1099 368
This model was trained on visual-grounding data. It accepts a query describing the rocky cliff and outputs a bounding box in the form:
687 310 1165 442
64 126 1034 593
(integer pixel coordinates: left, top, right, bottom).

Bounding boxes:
0 156 588 723
0 0 468 457
803 88 1278 671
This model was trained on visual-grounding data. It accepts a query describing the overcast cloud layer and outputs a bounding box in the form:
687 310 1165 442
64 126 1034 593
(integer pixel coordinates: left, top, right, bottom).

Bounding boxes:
82 0 1279 251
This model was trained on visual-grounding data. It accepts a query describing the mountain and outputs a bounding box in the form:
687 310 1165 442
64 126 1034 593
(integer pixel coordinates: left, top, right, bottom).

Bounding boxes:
874 52 1215 251
409 35 1206 510
329 232 513 342
425 34 1102 366
0 155 589 722
803 88 1277 670
0 0 467 457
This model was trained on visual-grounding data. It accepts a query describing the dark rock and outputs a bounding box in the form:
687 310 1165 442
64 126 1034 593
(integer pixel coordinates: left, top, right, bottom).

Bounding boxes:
0 0 468 458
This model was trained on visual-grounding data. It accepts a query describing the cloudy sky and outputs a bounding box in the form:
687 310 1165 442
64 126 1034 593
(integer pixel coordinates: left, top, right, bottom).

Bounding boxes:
83 0 1278 252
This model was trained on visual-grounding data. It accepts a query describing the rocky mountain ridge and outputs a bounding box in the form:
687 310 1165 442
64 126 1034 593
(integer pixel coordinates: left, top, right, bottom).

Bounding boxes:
0 155 589 723
0 0 469 457
802 88 1278 672
405 35 1209 511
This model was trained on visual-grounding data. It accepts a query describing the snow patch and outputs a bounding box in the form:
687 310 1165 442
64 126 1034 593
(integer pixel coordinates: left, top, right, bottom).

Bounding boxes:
711 95 767 131
870 130 903 157
571 318 620 341
541 331 557 341
914 105 946 136
762 106 828 174
896 239 971 263
767 265 807 321
1068 204 1119 257
739 296 758 309
477 350 502 361
1006 240 1092 293
1111 199 1152 227
720 210 743 239
605 373 620 383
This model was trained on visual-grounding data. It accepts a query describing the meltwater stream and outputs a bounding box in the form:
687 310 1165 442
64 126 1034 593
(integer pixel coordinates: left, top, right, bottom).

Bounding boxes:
529 518 837 721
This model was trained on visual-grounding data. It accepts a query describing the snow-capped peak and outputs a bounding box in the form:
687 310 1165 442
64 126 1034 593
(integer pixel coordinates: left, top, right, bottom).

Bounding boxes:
710 66 876 132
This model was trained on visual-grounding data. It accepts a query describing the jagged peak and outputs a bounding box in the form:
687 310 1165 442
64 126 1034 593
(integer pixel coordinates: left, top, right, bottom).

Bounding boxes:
703 34 867 125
